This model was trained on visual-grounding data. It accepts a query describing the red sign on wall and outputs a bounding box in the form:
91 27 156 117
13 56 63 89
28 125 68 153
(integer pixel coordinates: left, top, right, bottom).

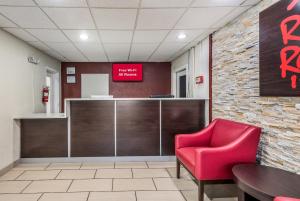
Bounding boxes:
112 63 143 81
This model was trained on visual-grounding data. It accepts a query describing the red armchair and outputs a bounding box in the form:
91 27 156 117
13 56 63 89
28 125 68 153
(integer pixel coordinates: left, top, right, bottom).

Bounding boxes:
275 197 300 201
175 118 261 201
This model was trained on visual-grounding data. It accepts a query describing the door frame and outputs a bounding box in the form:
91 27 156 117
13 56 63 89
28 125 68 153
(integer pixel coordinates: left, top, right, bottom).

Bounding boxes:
175 67 188 98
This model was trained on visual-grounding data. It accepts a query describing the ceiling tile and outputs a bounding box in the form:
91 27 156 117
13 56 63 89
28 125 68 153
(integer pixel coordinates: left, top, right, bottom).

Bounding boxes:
27 29 68 42
28 41 51 51
43 8 95 29
212 6 251 28
92 8 137 30
141 0 192 8
4 28 38 41
36 0 88 7
133 30 168 43
88 0 139 8
175 7 235 29
137 8 185 30
45 42 87 62
100 30 132 43
130 43 158 61
75 42 107 61
44 50 68 61
0 0 35 6
0 15 16 27
151 42 187 59
0 7 56 28
104 43 130 61
241 0 261 6
63 30 100 43
192 0 244 7
165 29 206 43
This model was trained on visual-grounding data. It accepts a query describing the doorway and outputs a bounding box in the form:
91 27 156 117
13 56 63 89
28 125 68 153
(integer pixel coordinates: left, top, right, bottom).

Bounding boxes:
176 69 187 98
46 68 60 113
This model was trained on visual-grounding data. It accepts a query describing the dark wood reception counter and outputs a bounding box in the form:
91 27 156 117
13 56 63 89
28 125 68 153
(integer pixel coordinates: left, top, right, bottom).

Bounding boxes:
18 98 206 158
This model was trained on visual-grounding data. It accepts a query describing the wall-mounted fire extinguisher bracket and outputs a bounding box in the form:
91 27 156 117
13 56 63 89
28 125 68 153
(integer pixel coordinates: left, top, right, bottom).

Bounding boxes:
42 87 49 103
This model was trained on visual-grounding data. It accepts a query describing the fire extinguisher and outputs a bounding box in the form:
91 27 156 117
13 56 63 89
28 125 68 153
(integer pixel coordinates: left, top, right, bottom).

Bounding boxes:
42 87 49 103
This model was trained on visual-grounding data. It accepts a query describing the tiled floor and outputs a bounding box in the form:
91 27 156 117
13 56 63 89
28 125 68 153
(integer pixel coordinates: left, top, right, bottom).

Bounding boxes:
0 162 237 201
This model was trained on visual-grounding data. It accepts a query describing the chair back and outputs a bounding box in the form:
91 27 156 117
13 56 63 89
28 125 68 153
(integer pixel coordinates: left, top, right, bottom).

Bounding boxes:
210 119 254 147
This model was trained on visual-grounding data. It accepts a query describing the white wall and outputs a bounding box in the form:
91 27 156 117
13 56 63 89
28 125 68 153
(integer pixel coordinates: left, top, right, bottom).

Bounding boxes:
171 37 210 99
0 29 61 170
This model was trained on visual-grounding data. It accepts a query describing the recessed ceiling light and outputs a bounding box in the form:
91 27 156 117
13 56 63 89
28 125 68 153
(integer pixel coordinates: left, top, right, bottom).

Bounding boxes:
80 33 88 41
177 33 186 40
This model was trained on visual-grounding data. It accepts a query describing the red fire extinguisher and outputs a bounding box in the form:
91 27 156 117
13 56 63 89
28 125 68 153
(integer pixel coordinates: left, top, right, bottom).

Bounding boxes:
42 87 49 103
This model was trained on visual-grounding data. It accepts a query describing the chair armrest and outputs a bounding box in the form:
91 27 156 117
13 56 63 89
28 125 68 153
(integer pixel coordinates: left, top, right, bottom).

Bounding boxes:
194 127 261 180
175 120 217 149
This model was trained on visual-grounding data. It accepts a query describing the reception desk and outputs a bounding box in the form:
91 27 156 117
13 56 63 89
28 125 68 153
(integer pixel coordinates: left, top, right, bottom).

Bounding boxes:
18 98 206 158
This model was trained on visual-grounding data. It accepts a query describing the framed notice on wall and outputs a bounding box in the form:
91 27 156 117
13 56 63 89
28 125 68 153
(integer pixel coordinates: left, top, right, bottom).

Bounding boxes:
112 63 143 81
259 0 300 96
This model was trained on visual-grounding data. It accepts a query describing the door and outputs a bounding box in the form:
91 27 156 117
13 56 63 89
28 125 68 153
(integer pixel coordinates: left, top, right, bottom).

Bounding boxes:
176 70 187 98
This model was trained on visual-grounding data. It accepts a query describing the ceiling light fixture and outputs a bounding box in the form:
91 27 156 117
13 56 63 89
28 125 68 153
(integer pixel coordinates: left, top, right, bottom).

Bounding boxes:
177 33 187 40
80 33 88 41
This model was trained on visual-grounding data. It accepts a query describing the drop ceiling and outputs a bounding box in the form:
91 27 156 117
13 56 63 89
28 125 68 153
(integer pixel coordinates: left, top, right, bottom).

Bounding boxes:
0 0 261 62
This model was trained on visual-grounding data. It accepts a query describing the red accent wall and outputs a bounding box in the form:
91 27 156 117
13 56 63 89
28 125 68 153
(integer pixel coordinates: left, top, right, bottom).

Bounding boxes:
61 62 171 110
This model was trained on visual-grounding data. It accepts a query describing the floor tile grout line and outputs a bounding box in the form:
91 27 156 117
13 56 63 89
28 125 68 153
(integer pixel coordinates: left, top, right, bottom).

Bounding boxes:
134 191 138 201
54 169 63 180
112 178 114 192
152 177 157 191
20 180 33 194
131 168 133 178
66 179 74 193
179 190 188 201
37 193 44 201
86 191 91 201
14 170 26 180
93 169 97 179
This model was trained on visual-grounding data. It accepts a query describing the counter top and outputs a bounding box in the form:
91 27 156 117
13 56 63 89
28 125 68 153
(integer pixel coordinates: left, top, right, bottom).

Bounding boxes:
65 98 207 101
14 113 67 119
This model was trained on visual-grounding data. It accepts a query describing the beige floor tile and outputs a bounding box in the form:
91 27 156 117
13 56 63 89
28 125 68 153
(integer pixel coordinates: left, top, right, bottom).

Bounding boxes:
47 163 81 170
81 162 114 169
68 179 112 192
181 191 211 201
133 168 170 178
154 178 197 190
17 170 60 180
136 191 186 201
113 178 156 191
12 163 49 171
89 192 136 201
147 161 176 168
23 180 72 193
0 194 41 201
56 170 96 180
0 181 31 193
115 162 147 169
167 167 192 179
95 169 132 178
0 170 24 180
39 192 88 201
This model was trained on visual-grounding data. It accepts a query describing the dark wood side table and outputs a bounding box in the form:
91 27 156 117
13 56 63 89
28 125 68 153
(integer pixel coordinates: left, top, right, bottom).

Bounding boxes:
232 164 300 201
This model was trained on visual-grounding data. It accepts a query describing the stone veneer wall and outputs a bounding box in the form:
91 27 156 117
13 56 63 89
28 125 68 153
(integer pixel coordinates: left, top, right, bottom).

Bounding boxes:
212 0 300 173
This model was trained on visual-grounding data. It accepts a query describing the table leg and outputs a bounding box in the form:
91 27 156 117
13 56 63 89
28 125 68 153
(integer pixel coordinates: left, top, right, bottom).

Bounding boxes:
238 189 259 201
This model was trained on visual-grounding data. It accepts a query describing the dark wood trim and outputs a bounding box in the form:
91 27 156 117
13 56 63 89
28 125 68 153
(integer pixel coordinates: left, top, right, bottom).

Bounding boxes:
209 34 213 123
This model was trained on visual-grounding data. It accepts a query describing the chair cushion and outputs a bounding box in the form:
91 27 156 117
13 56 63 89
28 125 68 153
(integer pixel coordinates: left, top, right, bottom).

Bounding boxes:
176 147 197 174
210 119 250 147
